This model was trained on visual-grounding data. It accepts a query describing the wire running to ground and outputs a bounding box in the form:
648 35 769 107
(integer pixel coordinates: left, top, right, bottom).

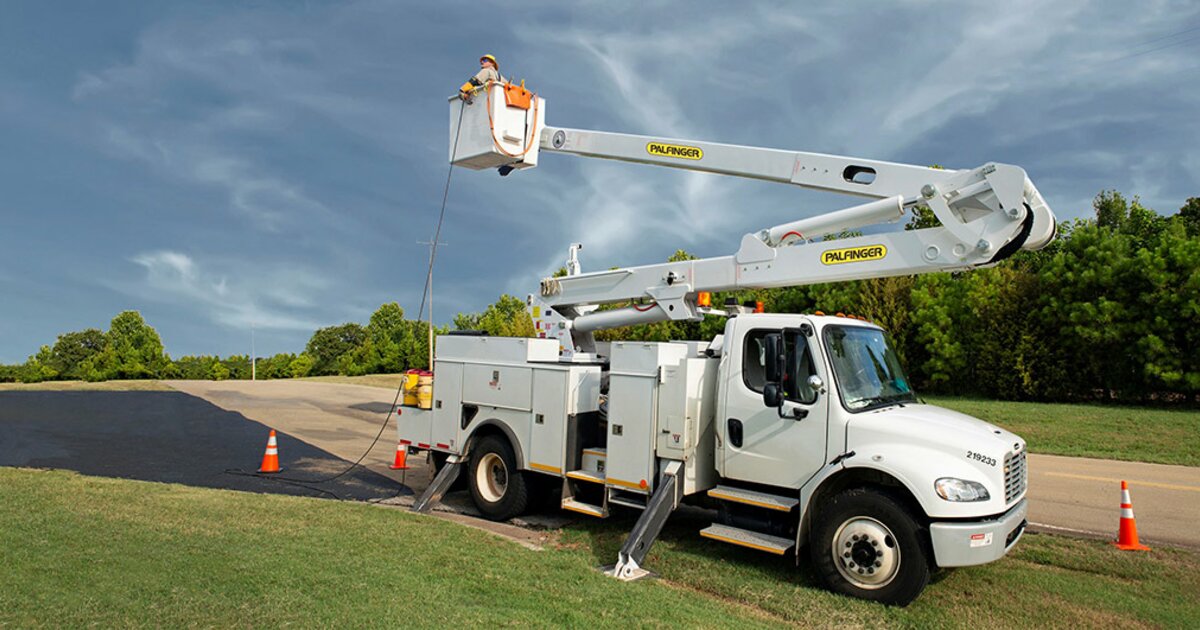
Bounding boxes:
223 103 470 501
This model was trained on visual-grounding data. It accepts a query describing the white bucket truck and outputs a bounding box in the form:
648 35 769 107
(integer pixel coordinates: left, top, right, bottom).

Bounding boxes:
399 82 1051 605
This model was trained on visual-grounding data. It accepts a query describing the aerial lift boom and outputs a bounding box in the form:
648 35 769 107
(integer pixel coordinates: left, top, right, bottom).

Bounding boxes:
450 85 1057 358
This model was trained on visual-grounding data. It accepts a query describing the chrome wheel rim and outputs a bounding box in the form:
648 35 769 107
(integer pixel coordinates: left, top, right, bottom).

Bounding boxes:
831 516 901 589
475 452 508 503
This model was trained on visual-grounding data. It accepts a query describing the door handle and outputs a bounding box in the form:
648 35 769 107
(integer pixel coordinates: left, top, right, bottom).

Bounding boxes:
726 418 743 448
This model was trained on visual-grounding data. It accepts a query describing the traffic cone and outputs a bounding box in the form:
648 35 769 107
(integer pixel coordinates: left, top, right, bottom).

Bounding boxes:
258 430 281 474
1112 480 1150 551
389 442 410 470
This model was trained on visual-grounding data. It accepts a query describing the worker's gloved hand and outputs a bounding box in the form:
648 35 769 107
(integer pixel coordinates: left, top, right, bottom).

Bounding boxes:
459 82 475 102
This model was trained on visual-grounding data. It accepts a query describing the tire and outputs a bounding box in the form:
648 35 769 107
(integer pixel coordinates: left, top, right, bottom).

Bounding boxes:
467 434 530 521
809 487 930 606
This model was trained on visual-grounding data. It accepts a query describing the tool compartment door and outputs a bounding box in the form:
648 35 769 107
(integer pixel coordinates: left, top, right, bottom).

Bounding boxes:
430 362 463 451
462 364 533 411
397 408 432 449
605 370 657 493
528 368 568 475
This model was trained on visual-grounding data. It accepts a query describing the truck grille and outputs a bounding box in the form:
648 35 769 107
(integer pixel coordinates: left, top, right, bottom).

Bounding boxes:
1004 450 1027 503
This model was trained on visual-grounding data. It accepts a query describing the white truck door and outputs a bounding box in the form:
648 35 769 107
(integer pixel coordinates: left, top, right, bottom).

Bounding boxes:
718 317 829 489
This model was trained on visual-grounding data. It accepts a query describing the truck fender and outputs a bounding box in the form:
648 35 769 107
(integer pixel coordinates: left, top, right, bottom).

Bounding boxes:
796 456 927 555
465 418 527 470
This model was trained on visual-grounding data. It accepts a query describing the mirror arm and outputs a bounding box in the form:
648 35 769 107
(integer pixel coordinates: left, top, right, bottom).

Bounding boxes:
777 402 809 420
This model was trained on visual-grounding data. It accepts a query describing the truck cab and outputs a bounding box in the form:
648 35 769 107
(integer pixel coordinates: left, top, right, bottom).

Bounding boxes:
713 313 1028 603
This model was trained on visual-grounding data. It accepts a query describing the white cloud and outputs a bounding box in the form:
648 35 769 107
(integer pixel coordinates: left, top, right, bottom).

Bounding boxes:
130 250 327 331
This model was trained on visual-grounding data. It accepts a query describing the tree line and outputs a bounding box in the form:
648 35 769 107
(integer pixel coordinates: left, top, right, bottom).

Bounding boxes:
3 191 1197 403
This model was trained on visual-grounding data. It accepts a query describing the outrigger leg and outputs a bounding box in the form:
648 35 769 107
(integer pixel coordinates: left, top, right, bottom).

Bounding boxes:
605 461 683 581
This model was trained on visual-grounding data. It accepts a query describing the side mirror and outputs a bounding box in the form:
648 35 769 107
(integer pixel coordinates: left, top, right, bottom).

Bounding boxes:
763 382 784 408
763 333 784 383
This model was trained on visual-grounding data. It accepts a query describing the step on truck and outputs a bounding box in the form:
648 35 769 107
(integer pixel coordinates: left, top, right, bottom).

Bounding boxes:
398 80 1051 605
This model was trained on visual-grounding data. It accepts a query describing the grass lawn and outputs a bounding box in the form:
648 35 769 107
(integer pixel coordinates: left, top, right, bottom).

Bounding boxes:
0 379 171 391
927 396 1200 467
3 469 1198 628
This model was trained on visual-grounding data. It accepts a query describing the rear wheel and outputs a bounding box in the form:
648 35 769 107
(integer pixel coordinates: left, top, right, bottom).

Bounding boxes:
810 487 930 606
467 434 530 521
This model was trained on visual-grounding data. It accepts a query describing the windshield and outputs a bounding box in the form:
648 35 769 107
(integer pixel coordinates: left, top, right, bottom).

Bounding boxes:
823 325 916 411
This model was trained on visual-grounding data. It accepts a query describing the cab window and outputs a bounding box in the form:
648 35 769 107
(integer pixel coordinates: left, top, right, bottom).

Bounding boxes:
743 328 819 405
742 329 773 392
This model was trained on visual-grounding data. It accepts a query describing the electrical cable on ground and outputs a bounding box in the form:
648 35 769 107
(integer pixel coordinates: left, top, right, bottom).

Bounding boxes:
223 103 469 502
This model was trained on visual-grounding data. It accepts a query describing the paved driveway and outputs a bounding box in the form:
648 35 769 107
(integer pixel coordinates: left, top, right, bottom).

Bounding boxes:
0 387 404 501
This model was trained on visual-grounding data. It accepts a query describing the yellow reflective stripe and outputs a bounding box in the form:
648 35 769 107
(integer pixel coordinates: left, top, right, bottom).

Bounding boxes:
566 471 604 484
606 477 645 491
700 531 789 555
529 462 561 474
562 503 605 517
707 491 793 512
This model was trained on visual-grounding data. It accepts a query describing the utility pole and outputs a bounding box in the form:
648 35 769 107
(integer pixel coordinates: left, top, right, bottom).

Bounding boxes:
417 239 448 370
251 323 256 381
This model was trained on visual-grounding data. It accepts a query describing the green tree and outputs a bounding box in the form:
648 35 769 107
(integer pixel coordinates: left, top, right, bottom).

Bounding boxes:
1179 197 1200 237
288 354 314 378
104 311 168 379
1094 190 1128 230
304 323 367 375
208 361 231 381
365 302 412 373
457 294 535 338
19 346 59 383
907 274 968 390
48 329 106 380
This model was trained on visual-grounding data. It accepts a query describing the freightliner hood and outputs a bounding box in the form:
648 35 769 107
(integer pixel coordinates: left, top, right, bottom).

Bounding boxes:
844 403 1026 519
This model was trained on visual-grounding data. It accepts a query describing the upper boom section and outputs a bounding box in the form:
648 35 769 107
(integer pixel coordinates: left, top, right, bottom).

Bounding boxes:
449 84 1054 254
542 126 944 201
449 83 1057 359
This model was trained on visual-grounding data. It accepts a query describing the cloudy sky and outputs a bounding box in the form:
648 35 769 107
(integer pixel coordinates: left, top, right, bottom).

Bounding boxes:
2 1 1198 363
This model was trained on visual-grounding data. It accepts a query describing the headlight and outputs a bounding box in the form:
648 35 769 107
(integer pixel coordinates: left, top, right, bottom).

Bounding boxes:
935 478 990 502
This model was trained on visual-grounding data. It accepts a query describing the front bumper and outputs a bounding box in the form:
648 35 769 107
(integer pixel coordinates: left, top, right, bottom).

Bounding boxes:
929 498 1027 568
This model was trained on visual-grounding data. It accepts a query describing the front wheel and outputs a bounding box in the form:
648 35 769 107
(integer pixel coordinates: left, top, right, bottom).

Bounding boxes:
467 434 530 521
810 487 930 606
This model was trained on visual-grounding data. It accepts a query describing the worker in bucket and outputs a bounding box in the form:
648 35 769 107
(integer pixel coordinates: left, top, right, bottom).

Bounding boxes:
459 54 504 103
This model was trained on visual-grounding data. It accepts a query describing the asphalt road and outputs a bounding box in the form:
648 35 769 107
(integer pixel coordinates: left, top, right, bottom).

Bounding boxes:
4 380 1198 549
0 385 407 501
1027 453 1200 548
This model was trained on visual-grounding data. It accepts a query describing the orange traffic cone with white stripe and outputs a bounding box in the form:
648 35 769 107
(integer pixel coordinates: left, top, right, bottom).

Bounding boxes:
389 442 410 470
1113 480 1150 551
258 430 281 474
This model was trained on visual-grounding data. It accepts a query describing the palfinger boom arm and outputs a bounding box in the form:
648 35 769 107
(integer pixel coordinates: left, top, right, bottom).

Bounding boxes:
449 86 1057 359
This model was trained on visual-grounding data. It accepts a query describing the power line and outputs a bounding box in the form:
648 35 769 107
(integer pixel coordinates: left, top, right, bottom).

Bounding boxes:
221 104 470 500
1108 31 1200 63
1128 23 1200 49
